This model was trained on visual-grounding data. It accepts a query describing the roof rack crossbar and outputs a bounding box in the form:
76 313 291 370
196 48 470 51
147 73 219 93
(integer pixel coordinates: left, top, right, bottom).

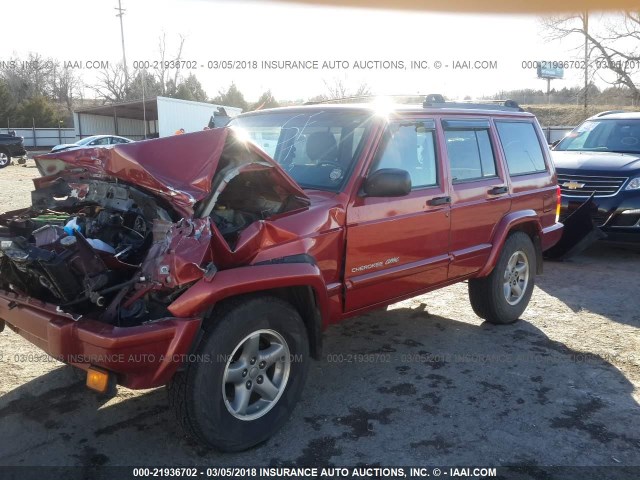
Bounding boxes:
423 95 524 112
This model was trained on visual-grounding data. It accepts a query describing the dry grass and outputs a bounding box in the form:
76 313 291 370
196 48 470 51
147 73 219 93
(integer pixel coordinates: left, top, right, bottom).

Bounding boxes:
523 104 638 127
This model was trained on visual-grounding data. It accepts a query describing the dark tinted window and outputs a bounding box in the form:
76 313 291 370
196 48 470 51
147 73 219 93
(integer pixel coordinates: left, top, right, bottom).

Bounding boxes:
444 129 497 182
372 121 438 189
496 121 546 175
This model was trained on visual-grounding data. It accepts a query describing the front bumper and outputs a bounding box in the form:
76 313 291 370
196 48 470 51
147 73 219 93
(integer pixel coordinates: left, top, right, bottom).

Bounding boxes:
561 193 640 244
8 144 27 158
0 289 202 389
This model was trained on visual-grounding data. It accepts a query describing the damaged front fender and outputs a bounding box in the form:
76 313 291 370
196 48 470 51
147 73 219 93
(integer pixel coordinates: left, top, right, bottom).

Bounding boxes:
166 261 330 322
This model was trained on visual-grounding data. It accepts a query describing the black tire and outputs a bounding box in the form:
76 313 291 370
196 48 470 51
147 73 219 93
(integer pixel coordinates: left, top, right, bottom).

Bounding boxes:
0 149 11 169
468 231 536 325
168 295 310 451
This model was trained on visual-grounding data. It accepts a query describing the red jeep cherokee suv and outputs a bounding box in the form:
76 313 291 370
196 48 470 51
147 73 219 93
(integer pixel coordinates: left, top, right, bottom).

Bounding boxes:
0 97 562 451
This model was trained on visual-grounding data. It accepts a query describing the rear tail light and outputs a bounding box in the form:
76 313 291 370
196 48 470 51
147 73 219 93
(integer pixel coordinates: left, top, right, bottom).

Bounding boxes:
555 185 562 223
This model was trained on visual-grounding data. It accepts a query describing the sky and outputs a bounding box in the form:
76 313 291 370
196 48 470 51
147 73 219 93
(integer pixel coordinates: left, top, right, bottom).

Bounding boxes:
3 0 605 102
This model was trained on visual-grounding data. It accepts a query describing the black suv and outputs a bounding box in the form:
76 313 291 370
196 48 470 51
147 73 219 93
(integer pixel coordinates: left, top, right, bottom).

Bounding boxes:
0 132 27 168
552 111 640 243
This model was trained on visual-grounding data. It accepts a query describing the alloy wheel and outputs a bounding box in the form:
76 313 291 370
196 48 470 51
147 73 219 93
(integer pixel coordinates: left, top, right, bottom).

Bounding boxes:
222 329 291 421
503 250 530 306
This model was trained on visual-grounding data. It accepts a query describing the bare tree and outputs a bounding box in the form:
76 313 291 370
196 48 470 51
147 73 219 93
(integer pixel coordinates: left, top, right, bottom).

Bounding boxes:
0 53 57 103
323 77 371 100
92 34 187 103
93 63 129 103
353 82 372 97
153 33 185 97
542 12 640 102
51 64 83 114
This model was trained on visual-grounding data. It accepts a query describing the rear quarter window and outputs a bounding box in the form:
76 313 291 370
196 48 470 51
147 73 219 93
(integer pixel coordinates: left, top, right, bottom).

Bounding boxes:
495 121 547 175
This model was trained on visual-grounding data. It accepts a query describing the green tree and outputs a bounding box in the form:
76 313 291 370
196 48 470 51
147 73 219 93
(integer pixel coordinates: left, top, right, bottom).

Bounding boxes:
128 70 163 100
174 74 208 102
249 90 279 111
15 96 58 127
0 80 17 126
212 83 248 111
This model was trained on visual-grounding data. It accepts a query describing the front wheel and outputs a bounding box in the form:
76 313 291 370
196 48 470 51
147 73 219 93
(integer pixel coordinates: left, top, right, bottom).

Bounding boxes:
468 232 536 324
168 296 310 451
0 150 11 168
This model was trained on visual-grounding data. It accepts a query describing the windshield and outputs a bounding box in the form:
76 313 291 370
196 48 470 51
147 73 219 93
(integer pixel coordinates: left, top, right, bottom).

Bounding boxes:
229 110 374 191
555 119 640 154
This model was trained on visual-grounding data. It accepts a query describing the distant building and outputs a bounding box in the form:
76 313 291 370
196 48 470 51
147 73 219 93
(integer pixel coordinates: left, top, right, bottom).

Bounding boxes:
73 96 242 141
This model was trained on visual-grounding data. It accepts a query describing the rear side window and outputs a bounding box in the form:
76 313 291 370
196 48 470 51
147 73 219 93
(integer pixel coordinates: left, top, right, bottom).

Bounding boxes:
495 121 547 175
444 129 497 183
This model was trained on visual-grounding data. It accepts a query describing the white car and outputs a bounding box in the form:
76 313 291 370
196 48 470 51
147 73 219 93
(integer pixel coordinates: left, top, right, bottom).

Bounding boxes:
51 135 132 153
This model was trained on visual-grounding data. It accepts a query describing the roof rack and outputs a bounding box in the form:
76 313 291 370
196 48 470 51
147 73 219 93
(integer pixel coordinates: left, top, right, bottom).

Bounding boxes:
304 94 422 106
423 94 524 112
302 94 525 112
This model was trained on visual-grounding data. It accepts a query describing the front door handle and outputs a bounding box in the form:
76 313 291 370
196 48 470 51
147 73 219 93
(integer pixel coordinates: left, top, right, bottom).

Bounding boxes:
488 186 508 195
427 196 451 206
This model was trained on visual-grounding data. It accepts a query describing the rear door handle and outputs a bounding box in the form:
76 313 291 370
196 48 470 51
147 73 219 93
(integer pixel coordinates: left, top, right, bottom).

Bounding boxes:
427 196 451 206
488 186 508 195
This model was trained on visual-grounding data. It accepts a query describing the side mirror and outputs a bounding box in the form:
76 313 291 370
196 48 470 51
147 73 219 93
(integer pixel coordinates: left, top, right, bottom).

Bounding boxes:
550 140 560 149
363 168 411 197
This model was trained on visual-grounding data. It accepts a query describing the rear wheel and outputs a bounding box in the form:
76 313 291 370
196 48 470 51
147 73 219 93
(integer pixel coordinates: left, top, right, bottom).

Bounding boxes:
0 150 11 169
168 296 309 451
469 231 536 324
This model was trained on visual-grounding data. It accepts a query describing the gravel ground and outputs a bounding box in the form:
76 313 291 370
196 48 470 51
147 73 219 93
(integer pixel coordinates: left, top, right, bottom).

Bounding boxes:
0 163 639 477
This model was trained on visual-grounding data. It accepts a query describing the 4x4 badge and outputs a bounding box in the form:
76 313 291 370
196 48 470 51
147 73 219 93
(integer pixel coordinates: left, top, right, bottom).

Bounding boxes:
562 181 586 190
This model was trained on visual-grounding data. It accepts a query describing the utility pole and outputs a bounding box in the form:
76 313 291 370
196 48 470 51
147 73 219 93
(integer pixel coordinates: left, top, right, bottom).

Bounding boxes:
115 0 129 90
583 11 589 112
142 69 148 139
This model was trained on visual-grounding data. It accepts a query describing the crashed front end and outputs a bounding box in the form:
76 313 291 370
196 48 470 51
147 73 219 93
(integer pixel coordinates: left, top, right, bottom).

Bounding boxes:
0 128 309 388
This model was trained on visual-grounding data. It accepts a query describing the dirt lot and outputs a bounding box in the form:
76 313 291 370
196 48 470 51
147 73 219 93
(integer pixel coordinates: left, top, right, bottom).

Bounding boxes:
0 162 639 476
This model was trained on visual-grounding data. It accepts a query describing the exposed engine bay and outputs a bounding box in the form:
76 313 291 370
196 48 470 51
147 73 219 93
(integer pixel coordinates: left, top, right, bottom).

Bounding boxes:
0 179 177 324
0 169 307 327
210 168 300 248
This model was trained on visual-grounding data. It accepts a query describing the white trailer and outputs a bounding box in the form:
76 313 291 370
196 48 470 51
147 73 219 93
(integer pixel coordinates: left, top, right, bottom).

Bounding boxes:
73 97 242 141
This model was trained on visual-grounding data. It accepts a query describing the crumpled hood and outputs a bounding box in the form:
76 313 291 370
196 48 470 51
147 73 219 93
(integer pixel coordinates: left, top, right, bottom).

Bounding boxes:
35 127 308 217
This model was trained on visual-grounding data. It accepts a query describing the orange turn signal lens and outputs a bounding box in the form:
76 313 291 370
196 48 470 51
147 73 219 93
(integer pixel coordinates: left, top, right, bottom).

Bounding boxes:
86 367 110 393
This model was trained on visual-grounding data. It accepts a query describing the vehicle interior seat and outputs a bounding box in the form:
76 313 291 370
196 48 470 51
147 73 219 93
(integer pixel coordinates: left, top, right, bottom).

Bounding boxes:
373 127 415 173
447 137 481 180
414 134 437 186
306 131 339 164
